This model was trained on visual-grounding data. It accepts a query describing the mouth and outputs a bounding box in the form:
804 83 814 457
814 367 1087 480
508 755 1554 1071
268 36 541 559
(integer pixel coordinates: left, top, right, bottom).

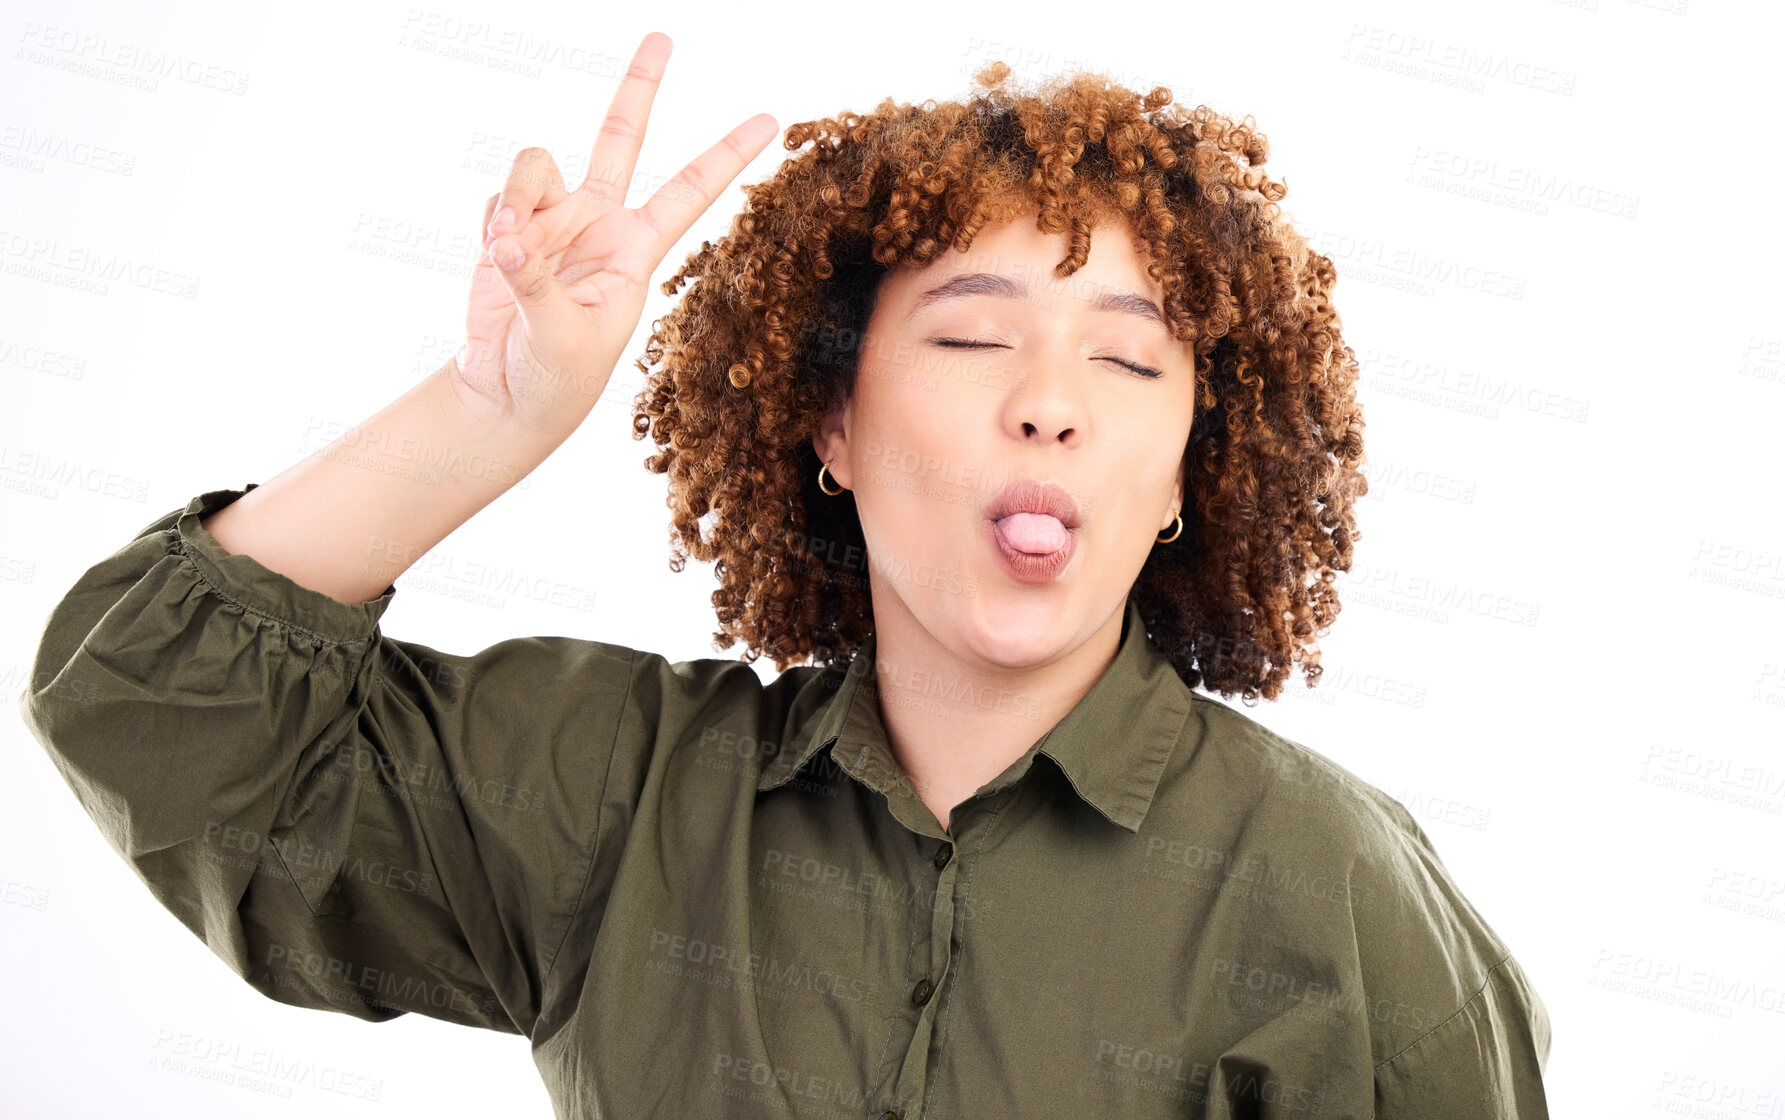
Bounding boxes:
983 479 1082 583
985 478 1082 535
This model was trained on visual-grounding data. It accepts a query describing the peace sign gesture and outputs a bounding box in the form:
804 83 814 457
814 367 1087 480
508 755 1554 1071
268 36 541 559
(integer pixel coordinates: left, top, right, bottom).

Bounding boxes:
451 31 777 440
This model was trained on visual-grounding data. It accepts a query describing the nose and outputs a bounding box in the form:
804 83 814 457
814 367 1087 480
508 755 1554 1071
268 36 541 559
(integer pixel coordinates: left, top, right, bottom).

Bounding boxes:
1000 338 1086 447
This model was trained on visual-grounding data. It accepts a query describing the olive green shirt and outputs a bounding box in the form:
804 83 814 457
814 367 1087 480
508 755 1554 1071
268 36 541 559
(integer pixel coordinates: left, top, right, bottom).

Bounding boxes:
20 485 1551 1118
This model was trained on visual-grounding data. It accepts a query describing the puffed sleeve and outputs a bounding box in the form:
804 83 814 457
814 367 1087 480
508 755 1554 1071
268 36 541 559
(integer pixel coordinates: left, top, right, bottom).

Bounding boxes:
17 485 639 1039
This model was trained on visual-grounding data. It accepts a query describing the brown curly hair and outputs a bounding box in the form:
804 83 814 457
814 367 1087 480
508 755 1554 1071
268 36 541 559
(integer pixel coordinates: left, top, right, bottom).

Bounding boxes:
628 60 1368 703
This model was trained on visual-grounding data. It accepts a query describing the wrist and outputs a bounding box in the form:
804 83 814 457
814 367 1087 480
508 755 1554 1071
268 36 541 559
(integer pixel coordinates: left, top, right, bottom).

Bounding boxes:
429 355 572 474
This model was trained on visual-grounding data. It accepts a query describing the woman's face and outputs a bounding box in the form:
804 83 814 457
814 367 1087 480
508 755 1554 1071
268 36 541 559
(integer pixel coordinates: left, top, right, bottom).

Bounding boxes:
812 204 1199 670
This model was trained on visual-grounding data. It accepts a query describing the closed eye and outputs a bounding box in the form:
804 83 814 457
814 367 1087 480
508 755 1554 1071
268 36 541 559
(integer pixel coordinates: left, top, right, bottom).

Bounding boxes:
929 337 1164 379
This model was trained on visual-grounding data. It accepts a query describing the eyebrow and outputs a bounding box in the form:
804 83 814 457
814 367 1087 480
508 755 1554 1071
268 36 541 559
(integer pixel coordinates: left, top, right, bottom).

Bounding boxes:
905 272 1172 333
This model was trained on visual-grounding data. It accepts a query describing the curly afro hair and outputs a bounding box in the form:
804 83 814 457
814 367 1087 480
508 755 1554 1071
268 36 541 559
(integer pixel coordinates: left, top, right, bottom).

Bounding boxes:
629 60 1368 703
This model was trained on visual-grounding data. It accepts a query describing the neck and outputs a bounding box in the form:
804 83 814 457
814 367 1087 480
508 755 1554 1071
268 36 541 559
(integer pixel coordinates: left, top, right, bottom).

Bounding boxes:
867 595 1126 833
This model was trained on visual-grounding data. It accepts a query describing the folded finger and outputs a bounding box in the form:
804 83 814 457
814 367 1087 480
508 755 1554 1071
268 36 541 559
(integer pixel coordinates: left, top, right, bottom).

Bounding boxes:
490 146 571 241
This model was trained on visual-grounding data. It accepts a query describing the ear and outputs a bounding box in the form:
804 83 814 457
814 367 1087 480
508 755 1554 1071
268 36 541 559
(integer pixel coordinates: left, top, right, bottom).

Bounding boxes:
1164 457 1186 532
811 397 854 490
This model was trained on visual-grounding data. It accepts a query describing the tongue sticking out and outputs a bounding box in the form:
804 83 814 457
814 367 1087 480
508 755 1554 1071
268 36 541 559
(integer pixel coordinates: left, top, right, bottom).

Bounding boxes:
997 512 1068 554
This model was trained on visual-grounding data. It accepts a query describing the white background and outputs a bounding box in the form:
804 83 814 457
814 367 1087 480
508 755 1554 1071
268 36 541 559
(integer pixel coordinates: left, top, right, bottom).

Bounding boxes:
4 0 1782 1115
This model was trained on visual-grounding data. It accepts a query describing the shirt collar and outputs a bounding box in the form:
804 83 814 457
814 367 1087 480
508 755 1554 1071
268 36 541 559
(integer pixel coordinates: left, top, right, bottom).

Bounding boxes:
758 597 1198 832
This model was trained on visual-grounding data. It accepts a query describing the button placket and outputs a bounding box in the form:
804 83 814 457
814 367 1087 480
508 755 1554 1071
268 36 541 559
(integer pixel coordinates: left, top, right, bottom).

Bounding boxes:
923 835 960 1014
881 825 964 1119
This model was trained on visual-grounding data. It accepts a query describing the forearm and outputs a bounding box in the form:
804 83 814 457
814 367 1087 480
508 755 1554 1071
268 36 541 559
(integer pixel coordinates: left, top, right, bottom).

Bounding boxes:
201 358 566 605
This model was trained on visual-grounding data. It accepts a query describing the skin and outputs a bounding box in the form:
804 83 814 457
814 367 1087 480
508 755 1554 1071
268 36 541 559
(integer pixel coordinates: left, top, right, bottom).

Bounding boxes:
811 204 1199 833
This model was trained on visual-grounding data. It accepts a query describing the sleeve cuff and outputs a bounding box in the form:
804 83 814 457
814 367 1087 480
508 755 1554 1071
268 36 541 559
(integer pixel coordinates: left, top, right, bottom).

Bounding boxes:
173 483 398 646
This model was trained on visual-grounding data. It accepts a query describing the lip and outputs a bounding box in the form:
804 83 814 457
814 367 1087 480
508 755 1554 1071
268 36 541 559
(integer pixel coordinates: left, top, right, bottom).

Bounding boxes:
983 478 1081 585
983 478 1083 529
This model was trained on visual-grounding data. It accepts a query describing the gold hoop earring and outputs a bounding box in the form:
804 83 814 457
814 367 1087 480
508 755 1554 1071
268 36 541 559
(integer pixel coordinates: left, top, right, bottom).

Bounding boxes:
1156 512 1183 544
817 461 844 497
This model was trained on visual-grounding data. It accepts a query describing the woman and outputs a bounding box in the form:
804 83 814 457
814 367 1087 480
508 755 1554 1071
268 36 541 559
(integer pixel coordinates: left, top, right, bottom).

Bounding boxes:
21 30 1549 1118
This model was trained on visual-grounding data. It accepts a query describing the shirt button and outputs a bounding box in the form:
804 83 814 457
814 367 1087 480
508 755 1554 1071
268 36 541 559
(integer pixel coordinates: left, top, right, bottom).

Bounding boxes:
934 842 953 869
911 977 934 1006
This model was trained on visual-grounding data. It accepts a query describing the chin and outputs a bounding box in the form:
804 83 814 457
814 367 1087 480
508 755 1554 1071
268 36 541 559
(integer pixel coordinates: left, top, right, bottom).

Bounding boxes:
937 588 1081 670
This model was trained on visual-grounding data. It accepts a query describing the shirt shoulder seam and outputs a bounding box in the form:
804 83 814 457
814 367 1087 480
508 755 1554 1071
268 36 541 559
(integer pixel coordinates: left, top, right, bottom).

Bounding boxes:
1372 949 1517 1070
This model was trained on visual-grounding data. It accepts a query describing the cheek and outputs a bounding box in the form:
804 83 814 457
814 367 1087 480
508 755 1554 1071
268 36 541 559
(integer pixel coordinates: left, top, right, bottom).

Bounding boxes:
851 377 979 491
1092 444 1185 540
847 410 991 578
1137 404 1194 492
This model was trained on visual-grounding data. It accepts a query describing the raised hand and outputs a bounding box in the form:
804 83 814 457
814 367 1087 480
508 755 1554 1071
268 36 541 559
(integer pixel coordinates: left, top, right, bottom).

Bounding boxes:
451 31 777 440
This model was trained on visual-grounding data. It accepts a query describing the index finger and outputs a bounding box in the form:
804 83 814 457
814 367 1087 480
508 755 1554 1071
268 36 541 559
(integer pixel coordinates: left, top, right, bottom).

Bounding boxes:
634 113 779 259
577 31 672 207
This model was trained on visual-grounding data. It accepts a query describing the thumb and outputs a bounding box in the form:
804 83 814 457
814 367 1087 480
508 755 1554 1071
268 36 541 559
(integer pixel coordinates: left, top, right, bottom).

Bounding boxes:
489 233 578 328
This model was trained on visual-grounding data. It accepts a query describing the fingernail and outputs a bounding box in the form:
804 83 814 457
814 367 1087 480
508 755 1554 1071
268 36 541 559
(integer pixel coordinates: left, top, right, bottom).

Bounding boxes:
493 238 523 270
489 206 515 236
